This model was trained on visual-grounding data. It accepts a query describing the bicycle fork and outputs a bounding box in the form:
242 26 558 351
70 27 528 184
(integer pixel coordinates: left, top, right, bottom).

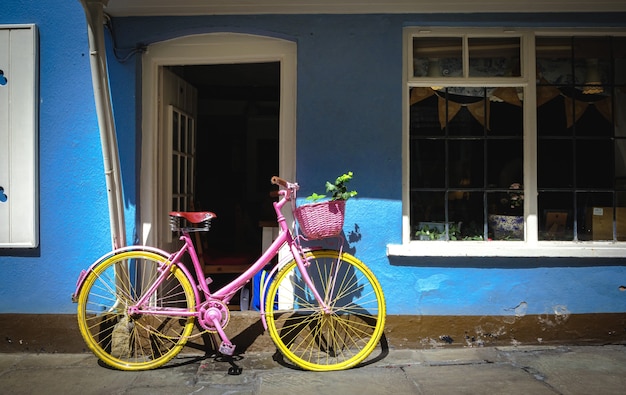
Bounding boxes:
290 242 334 314
258 242 334 329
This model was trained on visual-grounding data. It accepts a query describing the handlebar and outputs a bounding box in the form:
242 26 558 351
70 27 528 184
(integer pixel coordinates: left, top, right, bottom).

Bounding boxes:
271 176 288 188
271 176 299 201
271 176 299 190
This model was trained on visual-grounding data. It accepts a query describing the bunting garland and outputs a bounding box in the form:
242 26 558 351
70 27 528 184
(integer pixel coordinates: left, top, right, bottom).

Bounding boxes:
411 85 613 130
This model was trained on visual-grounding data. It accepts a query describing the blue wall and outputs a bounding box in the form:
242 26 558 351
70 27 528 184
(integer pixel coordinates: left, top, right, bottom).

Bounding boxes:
1 1 625 316
107 13 626 317
0 0 135 313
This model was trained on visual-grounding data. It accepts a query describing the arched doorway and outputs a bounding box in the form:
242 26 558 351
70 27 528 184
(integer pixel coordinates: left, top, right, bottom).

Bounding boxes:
140 33 296 249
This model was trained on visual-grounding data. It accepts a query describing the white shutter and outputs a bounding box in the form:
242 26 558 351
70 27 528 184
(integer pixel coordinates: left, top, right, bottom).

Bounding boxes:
0 24 38 248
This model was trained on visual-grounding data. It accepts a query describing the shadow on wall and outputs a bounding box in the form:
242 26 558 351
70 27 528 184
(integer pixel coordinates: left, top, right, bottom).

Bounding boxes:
299 223 362 256
388 255 626 269
0 247 40 257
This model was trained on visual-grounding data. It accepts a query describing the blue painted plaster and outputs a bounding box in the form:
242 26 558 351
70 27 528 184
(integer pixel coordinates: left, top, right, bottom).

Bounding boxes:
0 2 625 316
0 0 135 313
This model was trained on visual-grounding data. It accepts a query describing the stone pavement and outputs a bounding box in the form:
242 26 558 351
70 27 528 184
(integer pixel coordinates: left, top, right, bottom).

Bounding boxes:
1 345 625 394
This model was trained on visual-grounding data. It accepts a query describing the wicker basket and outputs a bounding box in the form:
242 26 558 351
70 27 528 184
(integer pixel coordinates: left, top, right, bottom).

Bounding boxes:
295 200 346 239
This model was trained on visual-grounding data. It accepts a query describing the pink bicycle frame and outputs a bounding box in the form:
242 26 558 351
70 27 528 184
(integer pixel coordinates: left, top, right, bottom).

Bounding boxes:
73 182 331 334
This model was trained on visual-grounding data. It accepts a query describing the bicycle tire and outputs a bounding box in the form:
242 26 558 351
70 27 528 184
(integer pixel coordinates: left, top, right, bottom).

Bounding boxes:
265 250 386 371
76 250 196 370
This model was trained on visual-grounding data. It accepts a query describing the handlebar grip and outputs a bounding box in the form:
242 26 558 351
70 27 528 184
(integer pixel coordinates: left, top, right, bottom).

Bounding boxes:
271 176 289 188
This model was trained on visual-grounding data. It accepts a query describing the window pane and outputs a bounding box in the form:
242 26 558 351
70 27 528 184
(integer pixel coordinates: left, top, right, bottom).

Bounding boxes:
537 139 573 188
536 37 612 98
450 139 484 188
450 191 485 240
537 95 568 137
536 37 573 86
489 184 524 214
187 157 193 191
574 99 612 137
446 94 486 136
413 37 462 78
172 111 179 151
578 192 613 241
188 117 195 154
488 189 524 240
468 37 520 77
410 139 445 188
616 140 626 186
573 37 611 94
487 139 523 188
538 192 574 241
576 139 613 188
411 191 445 234
490 98 523 136
615 37 626 85
172 156 179 193
179 155 186 194
410 91 441 136
617 89 626 138
618 191 626 241
180 113 187 152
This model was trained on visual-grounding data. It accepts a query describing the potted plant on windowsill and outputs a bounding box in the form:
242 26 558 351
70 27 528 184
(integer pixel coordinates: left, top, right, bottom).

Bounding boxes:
296 172 357 239
488 183 524 239
416 222 460 240
414 221 485 240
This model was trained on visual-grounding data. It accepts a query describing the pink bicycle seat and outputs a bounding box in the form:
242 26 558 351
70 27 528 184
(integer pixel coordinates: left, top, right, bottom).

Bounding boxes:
169 211 217 224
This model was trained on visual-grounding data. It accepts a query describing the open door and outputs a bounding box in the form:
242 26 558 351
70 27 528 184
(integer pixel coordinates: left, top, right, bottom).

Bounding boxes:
141 33 296 252
141 35 296 310
157 68 198 252
180 63 279 261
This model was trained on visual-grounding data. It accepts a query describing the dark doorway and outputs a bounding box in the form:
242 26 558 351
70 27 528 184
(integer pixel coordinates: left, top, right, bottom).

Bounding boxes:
168 62 280 260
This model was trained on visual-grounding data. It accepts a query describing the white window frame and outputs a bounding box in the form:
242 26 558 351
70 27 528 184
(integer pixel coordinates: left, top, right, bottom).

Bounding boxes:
388 27 626 258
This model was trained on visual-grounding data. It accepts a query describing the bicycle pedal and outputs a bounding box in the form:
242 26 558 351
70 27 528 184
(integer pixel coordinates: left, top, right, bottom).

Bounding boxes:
219 342 236 356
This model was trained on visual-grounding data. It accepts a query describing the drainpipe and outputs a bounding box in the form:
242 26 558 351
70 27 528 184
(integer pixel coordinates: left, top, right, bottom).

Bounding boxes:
79 0 126 249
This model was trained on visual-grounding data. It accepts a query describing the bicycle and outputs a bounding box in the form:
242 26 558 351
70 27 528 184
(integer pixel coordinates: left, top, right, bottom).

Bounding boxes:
72 176 386 372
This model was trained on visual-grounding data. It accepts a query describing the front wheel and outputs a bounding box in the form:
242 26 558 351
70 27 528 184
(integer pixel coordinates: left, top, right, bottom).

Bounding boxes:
76 250 196 370
265 250 386 371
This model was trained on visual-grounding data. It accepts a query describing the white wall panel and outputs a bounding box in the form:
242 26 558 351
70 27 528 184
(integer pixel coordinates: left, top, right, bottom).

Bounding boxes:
0 25 38 248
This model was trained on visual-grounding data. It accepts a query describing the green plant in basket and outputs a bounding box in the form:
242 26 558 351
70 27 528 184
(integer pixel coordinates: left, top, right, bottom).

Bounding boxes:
306 171 358 202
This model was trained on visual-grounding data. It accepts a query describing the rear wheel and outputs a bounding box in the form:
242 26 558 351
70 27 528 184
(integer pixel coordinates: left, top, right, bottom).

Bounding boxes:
265 250 386 371
76 251 196 370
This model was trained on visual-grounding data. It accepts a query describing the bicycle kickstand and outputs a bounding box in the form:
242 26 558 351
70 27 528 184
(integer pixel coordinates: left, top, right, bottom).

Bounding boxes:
225 356 243 376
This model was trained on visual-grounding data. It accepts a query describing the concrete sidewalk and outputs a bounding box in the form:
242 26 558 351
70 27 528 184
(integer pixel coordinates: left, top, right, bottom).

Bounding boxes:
1 345 625 394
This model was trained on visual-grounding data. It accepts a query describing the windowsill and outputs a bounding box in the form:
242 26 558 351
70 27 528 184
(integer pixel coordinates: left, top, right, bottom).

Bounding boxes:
387 240 626 258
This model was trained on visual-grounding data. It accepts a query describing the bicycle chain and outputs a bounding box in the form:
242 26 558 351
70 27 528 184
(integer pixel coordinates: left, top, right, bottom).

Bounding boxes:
132 318 215 341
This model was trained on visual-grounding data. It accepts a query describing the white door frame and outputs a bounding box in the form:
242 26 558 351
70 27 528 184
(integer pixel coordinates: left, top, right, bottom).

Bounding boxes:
140 33 297 246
